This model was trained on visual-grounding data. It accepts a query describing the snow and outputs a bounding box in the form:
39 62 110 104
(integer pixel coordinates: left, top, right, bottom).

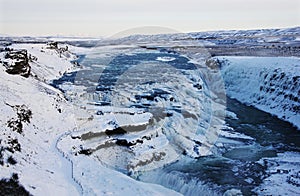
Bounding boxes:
0 43 180 195
218 128 254 140
217 56 300 129
254 152 300 195
71 156 181 196
223 189 243 196
1 27 299 195
53 44 225 172
0 45 80 195
139 168 222 196
156 56 176 62
12 44 78 81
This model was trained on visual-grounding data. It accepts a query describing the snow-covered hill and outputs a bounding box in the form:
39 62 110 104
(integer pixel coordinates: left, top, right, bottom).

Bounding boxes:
0 43 81 195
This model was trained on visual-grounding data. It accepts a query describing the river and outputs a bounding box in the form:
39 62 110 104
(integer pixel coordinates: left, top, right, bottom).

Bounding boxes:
52 45 300 195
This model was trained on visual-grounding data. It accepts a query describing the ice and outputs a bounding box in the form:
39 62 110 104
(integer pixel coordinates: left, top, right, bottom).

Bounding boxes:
254 152 300 195
54 44 226 176
0 42 180 195
156 56 176 62
139 169 221 196
218 56 300 129
1 27 299 195
71 156 181 196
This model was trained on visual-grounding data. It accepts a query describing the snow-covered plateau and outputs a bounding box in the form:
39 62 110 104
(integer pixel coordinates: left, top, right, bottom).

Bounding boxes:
0 26 300 196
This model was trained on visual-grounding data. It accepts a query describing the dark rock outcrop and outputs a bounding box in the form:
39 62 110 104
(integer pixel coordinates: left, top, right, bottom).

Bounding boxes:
46 42 58 49
6 104 32 134
0 174 31 196
205 58 221 70
2 49 31 77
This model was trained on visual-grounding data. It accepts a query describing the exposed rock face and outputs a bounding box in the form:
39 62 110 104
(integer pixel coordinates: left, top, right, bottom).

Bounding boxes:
0 173 31 196
2 50 31 77
205 58 221 70
46 42 69 58
46 42 58 49
6 104 32 134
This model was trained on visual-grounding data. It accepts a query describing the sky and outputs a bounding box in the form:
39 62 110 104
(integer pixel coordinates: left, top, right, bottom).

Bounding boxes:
0 0 299 37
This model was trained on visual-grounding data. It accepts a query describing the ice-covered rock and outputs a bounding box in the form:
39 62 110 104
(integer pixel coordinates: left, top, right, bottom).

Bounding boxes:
218 56 300 129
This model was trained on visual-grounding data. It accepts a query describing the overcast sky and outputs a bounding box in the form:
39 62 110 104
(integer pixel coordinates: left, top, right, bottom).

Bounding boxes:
0 0 299 37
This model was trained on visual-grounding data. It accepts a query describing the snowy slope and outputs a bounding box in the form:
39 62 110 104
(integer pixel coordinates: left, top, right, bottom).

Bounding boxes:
0 44 81 195
0 43 180 195
12 44 78 81
217 56 300 129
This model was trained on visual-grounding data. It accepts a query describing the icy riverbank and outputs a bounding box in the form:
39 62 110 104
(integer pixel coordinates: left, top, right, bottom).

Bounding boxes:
218 56 300 129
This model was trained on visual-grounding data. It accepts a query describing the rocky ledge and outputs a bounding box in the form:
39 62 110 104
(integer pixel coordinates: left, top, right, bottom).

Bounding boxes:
1 49 31 77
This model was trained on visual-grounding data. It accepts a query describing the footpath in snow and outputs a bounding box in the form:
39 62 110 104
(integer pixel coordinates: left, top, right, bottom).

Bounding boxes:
0 42 180 195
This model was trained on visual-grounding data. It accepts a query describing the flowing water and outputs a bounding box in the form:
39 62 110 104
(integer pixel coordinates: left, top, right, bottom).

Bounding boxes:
52 46 300 195
138 97 300 195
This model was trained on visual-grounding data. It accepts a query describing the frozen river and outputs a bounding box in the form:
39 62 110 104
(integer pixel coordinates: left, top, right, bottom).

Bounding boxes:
52 45 300 195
